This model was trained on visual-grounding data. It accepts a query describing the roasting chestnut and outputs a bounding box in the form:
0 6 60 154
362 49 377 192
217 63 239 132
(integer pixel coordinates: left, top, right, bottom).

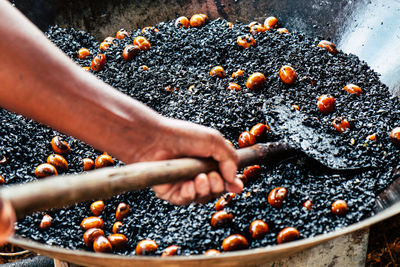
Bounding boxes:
332 117 350 133
367 133 377 141
227 82 241 91
215 193 236 211
47 154 68 172
331 200 348 216
93 235 112 253
141 27 159 34
141 65 149 71
277 227 299 244
104 37 116 45
292 104 300 111
108 234 128 250
279 65 297 85
116 29 130 40
51 136 70 155
95 153 114 168
344 84 362 95
238 131 256 148
190 14 206 27
161 245 180 257
246 72 266 90
0 155 6 165
39 214 52 230
91 54 107 72
264 16 278 30
204 249 221 256
35 163 58 178
175 16 190 28
82 158 95 171
116 202 130 221
222 234 248 251
243 165 261 181
0 175 4 185
83 228 105 247
80 216 104 230
112 221 123 234
237 174 247 185
303 200 313 210
318 40 338 54
250 123 269 142
211 210 233 228
237 35 256 48
249 219 269 239
232 69 244 78
78 48 90 59
136 239 158 255
82 66 90 71
317 95 335 114
276 28 289 34
90 200 105 216
122 45 140 61
268 187 288 208
250 24 267 35
133 36 151 51
390 127 400 146
210 66 225 78
99 41 110 52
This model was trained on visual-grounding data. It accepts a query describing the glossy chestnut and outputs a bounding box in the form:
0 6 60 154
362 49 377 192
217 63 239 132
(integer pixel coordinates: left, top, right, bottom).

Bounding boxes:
332 117 350 133
83 228 105 247
91 54 106 72
82 158 95 171
136 239 158 255
122 44 140 61
264 16 278 30
161 245 180 257
116 202 130 221
175 16 190 28
35 163 58 178
112 221 123 234
141 65 149 71
344 84 362 96
222 234 248 251
367 133 377 141
210 66 225 78
116 29 130 40
0 175 4 185
237 35 256 48
246 72 266 90
238 131 256 148
277 227 299 244
108 234 128 250
215 193 236 211
331 200 348 216
318 40 338 54
47 154 68 172
276 28 289 34
80 216 104 230
141 26 159 34
99 42 110 52
82 66 90 71
268 187 288 208
204 249 221 256
211 210 233 228
232 69 244 78
51 136 71 155
227 82 241 91
78 48 90 59
39 214 52 230
0 155 7 165
279 65 297 85
249 219 269 239
95 153 114 168
243 165 261 181
93 235 112 253
292 104 300 111
250 123 269 141
303 200 313 210
390 127 400 145
189 14 206 27
237 174 247 185
317 95 336 114
133 36 151 51
227 22 233 28
90 200 105 216
250 24 267 35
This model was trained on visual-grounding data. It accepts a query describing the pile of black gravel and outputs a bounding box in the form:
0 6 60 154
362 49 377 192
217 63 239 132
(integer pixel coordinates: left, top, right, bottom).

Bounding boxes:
2 18 400 256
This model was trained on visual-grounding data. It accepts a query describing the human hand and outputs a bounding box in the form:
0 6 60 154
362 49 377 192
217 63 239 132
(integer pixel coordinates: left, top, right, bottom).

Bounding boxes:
0 199 15 245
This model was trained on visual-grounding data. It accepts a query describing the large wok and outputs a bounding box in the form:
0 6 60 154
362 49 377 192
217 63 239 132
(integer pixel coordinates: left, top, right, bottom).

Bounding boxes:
8 0 400 265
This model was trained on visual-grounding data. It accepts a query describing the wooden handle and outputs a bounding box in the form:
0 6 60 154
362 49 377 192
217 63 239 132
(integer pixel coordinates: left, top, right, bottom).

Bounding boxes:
1 142 293 218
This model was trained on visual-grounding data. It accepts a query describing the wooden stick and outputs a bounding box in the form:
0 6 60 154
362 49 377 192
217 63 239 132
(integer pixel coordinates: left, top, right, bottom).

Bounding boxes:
1 142 294 218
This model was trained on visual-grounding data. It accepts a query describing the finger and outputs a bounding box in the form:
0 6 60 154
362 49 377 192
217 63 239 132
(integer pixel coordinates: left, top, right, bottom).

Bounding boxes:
152 182 182 202
225 177 244 194
179 180 196 203
0 200 15 245
152 183 174 196
208 171 224 194
169 189 188 205
194 173 211 198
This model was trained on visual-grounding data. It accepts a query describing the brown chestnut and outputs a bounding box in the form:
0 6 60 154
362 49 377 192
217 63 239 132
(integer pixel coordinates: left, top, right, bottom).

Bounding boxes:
249 219 269 239
332 117 350 133
317 95 336 114
237 35 256 48
238 131 256 148
264 16 278 30
51 136 70 155
0 175 5 185
227 82 241 91
390 127 400 145
116 202 130 221
83 228 105 247
141 65 149 71
211 211 233 228
78 48 90 59
95 153 114 168
161 245 180 257
250 24 267 35
122 45 140 61
116 29 130 40
189 14 206 28
344 84 362 95
303 200 313 210
47 154 68 172
90 200 105 216
141 26 159 34
82 158 95 171
35 163 58 178
99 41 110 52
210 66 225 78
91 54 107 72
175 16 190 28
279 65 297 85
277 227 299 244
276 28 289 34
222 234 248 251
0 155 7 165
232 69 244 78
268 187 288 208
80 216 104 230
246 72 266 90
112 221 123 234
331 200 348 216
133 36 151 51
215 193 236 211
136 239 158 255
93 235 112 253
318 40 338 54
367 133 377 141
204 249 221 256
39 214 53 230
107 234 128 250
243 165 261 181
250 123 269 142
